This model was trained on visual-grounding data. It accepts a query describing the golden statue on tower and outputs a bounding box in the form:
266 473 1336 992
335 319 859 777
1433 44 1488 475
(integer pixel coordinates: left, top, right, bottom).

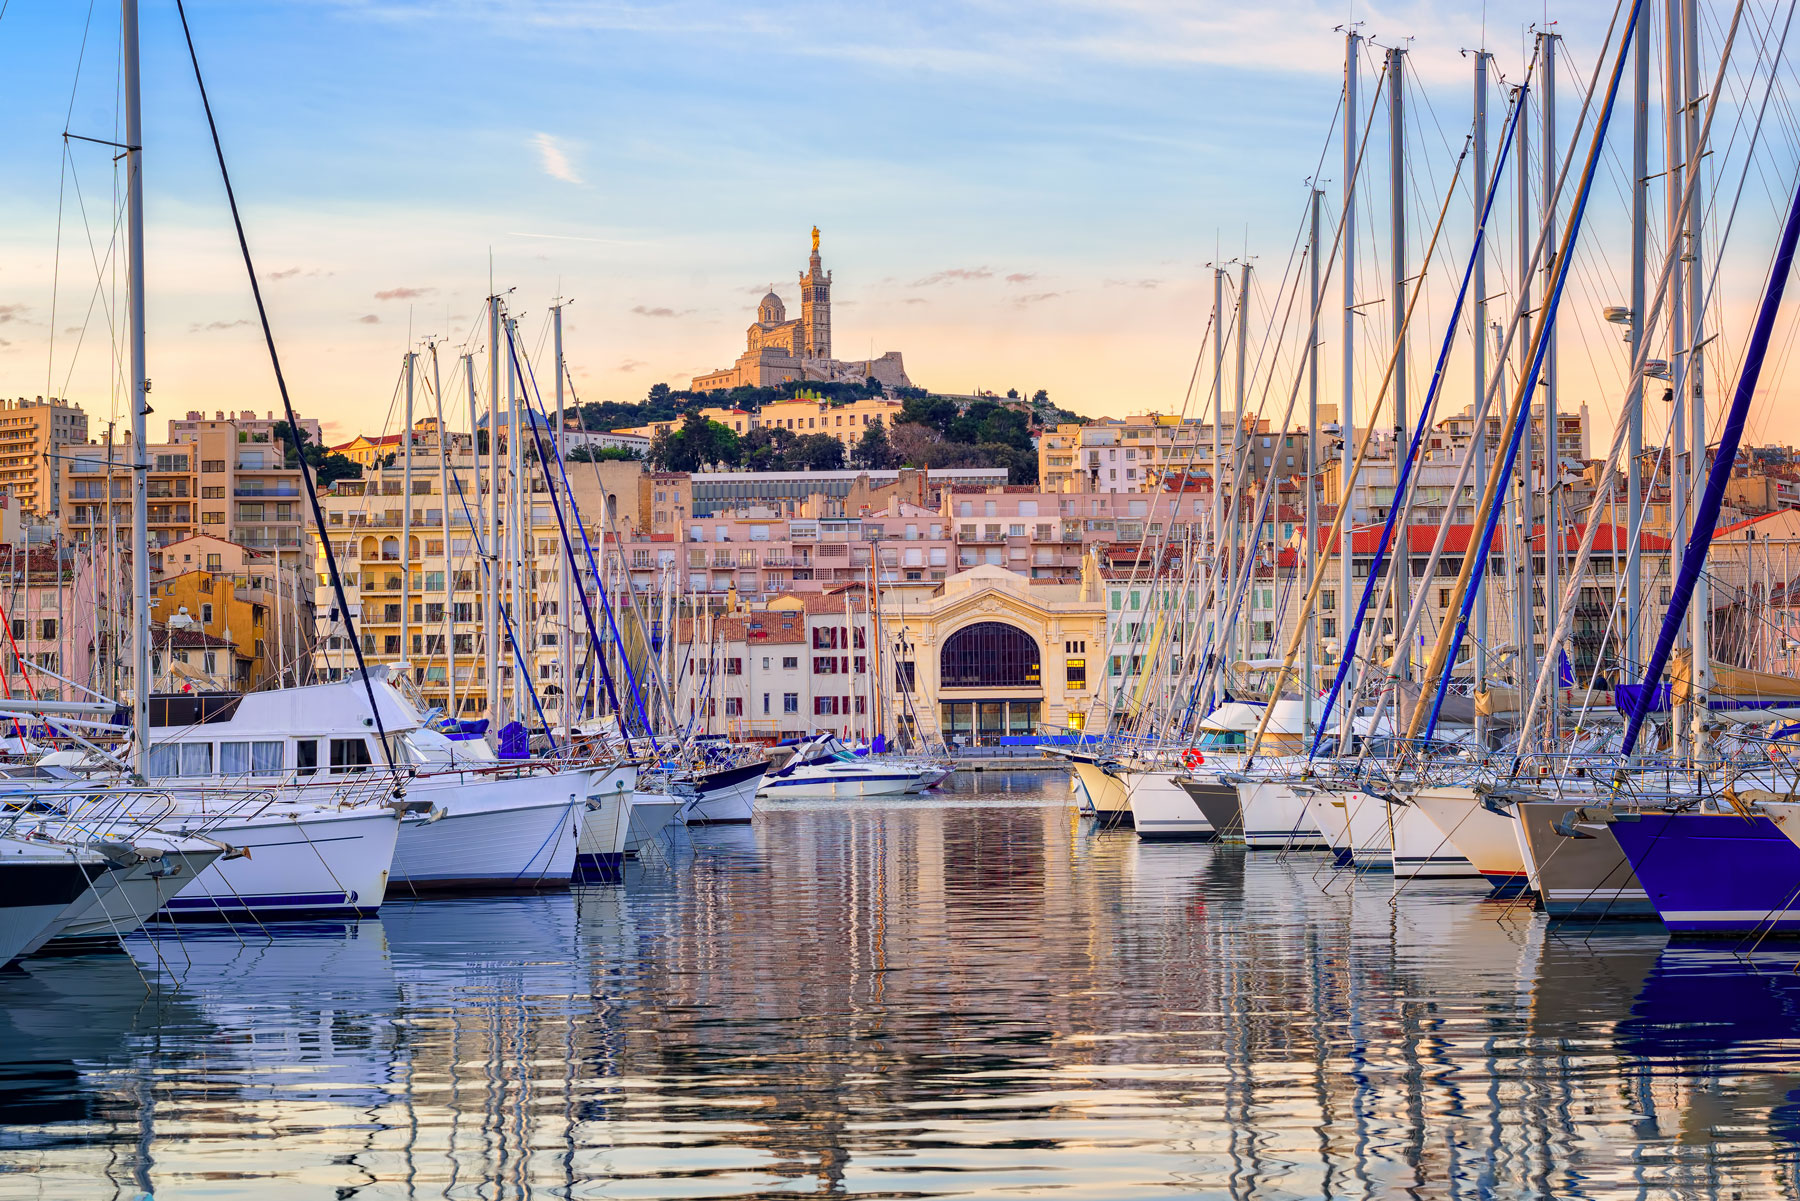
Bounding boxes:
812 225 820 253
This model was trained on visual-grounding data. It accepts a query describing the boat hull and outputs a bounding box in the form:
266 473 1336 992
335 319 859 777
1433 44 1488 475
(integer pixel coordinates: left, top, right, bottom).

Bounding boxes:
1067 758 1133 829
576 765 637 882
51 846 224 943
1409 786 1528 893
393 773 585 891
1178 778 1241 842
1610 812 1800 934
0 852 107 966
160 807 400 921
1235 780 1328 849
1341 790 1394 869
1120 768 1212 840
757 767 921 800
684 762 768 823
1390 799 1479 879
1514 801 1655 918
625 795 682 857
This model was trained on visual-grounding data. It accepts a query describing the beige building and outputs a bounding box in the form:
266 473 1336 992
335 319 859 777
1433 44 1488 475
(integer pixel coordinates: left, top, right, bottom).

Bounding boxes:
879 563 1107 746
0 396 88 515
690 229 911 392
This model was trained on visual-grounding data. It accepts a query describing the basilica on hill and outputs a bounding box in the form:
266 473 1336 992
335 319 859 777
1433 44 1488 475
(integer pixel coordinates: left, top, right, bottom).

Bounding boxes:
690 228 913 393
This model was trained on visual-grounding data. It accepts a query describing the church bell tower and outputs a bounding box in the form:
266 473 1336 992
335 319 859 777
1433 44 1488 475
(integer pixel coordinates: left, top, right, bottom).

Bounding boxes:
800 226 832 360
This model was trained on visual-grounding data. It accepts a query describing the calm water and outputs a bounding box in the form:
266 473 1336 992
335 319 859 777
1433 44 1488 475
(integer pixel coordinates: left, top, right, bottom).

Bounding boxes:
2 771 1799 1198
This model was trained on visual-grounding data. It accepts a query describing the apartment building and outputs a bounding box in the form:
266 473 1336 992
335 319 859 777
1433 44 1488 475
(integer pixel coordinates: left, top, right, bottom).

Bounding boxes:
619 396 905 450
0 397 88 515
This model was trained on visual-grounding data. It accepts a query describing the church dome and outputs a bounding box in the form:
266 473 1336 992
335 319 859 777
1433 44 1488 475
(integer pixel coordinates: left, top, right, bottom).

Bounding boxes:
758 290 786 325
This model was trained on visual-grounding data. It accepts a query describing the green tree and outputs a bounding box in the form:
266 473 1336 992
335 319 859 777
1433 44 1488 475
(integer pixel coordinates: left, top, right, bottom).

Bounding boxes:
898 394 959 434
1005 387 1020 399
852 417 894 470
792 433 845 471
647 382 672 405
568 444 639 463
1032 388 1049 405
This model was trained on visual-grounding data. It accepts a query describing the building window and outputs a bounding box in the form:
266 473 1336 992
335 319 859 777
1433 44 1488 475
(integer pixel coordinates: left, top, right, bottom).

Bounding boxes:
201 604 213 625
1066 658 1086 689
783 692 799 713
939 622 1040 688
202 459 226 473
725 697 743 717
782 656 798 670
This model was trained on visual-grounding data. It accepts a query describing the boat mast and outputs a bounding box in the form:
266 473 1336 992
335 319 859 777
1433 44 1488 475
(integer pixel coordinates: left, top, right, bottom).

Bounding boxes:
401 349 414 689
1627 0 1648 698
123 0 150 771
1472 48 1490 748
1235 261 1250 672
1306 185 1322 737
1682 0 1710 757
485 298 501 726
507 315 525 725
1339 28 1359 745
554 300 571 740
1664 0 1689 756
432 343 455 720
1540 30 1561 742
1211 265 1225 712
1388 44 1410 689
1514 72 1537 722
464 352 480 721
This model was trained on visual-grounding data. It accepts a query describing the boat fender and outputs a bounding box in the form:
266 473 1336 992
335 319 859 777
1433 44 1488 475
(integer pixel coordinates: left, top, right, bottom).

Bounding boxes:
1181 749 1204 770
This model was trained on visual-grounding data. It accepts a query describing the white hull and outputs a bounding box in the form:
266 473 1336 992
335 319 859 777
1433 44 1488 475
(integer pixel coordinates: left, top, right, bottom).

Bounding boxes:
0 837 106 964
1408 787 1528 891
159 806 401 920
1119 769 1212 840
576 764 637 880
683 763 768 823
393 771 586 891
625 795 682 856
1390 799 1480 879
1066 759 1132 827
52 846 224 942
1308 793 1352 861
758 766 921 800
1340 790 1396 869
1236 780 1329 849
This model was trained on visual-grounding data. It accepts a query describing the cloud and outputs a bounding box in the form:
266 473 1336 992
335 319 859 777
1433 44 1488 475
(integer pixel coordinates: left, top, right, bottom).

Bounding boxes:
532 132 581 184
375 286 433 300
1005 272 1037 284
1105 277 1162 289
0 305 27 324
631 305 689 318
901 297 929 305
267 267 330 281
356 314 381 324
617 359 648 373
268 267 303 281
1013 292 1062 308
190 319 252 333
62 326 82 335
911 267 993 286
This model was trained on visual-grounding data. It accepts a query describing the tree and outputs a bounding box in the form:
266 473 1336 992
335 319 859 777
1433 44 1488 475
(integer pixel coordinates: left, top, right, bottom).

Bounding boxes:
274 419 362 484
1032 388 1049 405
792 433 845 471
852 417 894 470
863 375 884 396
898 394 959 435
648 414 740 472
1006 387 1020 399
646 382 672 405
314 452 363 485
568 444 639 463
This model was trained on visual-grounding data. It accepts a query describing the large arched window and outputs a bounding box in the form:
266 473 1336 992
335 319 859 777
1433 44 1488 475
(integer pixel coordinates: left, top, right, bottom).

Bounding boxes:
940 622 1040 688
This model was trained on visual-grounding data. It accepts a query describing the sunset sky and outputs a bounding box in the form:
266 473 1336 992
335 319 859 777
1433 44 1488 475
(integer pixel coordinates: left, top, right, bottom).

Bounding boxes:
0 1 1790 450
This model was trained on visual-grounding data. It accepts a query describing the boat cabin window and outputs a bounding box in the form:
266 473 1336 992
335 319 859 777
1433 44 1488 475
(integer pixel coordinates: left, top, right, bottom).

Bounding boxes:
296 739 318 777
330 737 373 773
147 743 214 777
220 740 284 776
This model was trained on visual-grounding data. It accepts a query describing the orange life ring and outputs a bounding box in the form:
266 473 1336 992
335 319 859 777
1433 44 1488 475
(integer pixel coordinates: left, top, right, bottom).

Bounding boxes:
1181 748 1204 770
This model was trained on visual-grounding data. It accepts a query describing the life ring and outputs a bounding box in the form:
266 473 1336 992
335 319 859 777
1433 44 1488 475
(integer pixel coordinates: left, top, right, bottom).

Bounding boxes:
1181 748 1204 771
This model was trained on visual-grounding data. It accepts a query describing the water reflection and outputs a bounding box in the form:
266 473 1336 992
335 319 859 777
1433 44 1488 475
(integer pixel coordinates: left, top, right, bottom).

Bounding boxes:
0 771 1798 1196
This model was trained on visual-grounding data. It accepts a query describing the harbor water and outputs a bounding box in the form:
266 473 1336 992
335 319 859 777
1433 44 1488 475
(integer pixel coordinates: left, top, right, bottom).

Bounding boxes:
3 770 1798 1197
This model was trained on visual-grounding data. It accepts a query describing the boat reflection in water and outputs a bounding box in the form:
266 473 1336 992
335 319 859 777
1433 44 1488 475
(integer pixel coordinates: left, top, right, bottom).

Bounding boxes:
6 774 1800 1197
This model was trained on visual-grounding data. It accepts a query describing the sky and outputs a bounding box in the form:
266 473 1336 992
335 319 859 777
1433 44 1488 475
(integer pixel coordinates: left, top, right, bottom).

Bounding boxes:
0 1 1794 449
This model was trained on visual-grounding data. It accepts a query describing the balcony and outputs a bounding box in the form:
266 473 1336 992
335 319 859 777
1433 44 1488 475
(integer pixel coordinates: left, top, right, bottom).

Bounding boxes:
235 486 300 498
